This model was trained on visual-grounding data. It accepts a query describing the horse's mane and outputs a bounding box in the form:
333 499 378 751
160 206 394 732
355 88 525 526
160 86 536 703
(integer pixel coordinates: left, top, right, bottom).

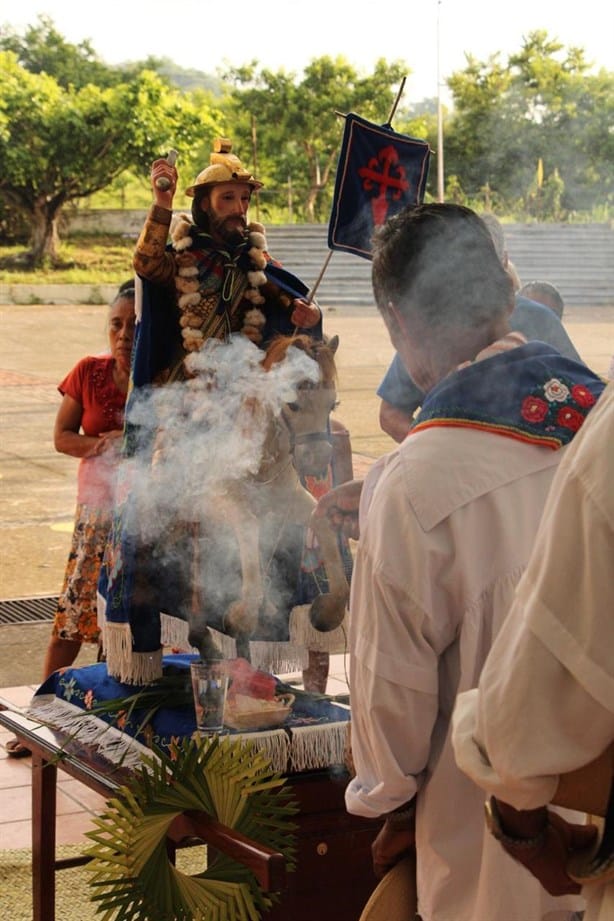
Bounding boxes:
260 334 337 384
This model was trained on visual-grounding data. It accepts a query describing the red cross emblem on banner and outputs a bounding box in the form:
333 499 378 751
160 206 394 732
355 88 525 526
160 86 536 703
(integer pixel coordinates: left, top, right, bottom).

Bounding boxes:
357 144 410 225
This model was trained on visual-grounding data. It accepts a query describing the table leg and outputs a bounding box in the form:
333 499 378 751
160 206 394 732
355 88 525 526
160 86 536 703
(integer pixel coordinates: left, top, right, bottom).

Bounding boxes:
31 752 57 921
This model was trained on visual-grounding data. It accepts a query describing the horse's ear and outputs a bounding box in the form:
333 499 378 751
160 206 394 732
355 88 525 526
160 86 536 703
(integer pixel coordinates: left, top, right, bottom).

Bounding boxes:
326 334 339 355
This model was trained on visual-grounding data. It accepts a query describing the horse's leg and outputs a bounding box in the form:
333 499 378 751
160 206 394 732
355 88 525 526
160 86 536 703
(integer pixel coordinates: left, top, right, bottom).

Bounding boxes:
187 521 223 662
302 651 330 694
219 498 263 656
308 509 351 632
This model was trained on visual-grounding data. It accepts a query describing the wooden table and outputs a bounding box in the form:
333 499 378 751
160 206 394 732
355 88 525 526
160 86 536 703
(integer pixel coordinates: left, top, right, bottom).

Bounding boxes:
0 708 379 921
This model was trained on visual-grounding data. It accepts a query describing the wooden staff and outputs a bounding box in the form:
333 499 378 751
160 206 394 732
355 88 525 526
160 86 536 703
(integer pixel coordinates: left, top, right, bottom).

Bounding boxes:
306 249 333 304
386 76 407 126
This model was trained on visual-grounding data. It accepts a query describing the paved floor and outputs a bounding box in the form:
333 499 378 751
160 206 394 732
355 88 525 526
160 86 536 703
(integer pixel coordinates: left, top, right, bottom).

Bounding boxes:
0 300 612 852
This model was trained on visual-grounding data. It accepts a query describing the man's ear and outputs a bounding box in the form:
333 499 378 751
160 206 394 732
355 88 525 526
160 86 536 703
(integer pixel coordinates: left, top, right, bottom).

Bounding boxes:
386 301 408 340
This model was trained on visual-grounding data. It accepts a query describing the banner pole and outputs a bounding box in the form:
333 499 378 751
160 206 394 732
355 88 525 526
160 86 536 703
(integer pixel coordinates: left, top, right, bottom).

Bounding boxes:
306 250 334 304
385 76 407 126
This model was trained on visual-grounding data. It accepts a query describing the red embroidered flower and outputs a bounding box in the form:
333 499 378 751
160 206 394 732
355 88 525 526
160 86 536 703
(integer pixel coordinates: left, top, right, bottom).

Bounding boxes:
571 384 596 408
521 395 549 423
557 406 585 431
116 710 127 730
84 689 95 710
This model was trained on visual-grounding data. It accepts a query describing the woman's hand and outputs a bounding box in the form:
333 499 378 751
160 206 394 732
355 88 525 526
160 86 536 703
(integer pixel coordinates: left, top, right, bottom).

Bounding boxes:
85 429 124 458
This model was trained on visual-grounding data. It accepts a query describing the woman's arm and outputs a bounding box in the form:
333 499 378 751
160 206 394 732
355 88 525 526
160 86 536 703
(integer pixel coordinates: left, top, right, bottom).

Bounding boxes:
53 393 122 458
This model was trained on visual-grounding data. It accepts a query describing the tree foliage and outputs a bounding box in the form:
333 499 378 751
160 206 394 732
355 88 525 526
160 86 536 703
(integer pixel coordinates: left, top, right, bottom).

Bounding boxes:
0 46 217 265
0 17 611 266
443 31 614 216
222 57 411 221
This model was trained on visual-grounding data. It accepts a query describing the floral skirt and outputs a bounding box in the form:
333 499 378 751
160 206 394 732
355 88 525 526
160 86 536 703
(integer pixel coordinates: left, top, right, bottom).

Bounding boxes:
52 503 111 644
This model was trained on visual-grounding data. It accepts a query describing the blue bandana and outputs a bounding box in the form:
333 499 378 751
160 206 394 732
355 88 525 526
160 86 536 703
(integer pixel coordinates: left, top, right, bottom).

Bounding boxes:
412 342 605 449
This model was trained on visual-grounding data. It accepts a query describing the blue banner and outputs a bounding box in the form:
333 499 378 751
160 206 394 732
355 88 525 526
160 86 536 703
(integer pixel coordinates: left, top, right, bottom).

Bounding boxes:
328 113 431 260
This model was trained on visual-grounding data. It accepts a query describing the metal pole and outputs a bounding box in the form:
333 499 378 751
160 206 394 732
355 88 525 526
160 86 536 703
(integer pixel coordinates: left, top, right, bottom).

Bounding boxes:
251 115 261 222
436 0 445 203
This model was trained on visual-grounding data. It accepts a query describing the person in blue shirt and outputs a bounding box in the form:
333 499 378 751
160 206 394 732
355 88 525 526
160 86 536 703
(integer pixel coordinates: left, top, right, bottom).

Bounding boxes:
377 215 584 442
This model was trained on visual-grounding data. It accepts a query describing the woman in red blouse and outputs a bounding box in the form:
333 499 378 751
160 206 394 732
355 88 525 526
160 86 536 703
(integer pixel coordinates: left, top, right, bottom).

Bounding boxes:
6 283 135 756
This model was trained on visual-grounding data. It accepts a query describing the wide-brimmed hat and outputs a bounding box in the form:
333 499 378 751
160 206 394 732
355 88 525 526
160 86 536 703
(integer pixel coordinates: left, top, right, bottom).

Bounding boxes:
185 137 263 196
358 854 417 921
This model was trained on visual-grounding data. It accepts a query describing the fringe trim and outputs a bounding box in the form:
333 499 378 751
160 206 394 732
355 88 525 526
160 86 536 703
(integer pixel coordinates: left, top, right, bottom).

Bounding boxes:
24 698 349 775
26 695 156 771
102 621 133 676
159 617 311 674
160 613 197 652
104 624 164 685
208 628 240 660
289 605 349 654
231 729 290 773
249 641 308 675
206 628 309 674
289 721 350 773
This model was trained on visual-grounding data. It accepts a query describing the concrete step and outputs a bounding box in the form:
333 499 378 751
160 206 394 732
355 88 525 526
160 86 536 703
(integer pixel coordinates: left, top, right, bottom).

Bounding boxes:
3 221 612 308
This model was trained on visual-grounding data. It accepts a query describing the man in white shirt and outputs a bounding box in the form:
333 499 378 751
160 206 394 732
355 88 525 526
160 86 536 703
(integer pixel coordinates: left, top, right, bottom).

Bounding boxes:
452 381 614 921
344 203 605 921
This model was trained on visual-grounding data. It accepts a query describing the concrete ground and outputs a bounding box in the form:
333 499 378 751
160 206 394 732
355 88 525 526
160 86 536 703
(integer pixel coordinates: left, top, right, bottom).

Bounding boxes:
1 301 613 687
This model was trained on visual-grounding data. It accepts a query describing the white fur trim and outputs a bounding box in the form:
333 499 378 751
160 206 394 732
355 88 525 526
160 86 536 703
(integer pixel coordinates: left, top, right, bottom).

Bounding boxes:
174 237 193 252
247 270 267 287
248 232 267 249
178 292 201 309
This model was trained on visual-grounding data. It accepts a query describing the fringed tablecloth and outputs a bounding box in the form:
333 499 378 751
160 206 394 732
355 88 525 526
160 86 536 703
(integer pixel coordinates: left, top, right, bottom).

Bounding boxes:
27 653 350 775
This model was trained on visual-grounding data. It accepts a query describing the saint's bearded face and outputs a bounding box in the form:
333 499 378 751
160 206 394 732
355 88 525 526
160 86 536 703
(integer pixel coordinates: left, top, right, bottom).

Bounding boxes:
202 182 252 247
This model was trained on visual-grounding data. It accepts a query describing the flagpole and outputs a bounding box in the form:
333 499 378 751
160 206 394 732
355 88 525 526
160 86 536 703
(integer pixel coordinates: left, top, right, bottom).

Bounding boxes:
306 250 333 304
437 0 445 202
386 76 407 126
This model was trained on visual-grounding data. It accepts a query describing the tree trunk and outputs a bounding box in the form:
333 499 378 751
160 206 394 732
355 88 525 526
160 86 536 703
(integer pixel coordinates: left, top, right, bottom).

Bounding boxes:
29 200 62 267
305 188 319 222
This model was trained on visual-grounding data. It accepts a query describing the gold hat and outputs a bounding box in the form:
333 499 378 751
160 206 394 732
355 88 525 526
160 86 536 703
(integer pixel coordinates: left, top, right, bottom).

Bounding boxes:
185 138 263 196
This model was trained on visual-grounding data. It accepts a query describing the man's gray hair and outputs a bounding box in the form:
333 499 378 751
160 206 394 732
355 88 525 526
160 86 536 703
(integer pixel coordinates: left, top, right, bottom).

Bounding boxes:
479 213 506 264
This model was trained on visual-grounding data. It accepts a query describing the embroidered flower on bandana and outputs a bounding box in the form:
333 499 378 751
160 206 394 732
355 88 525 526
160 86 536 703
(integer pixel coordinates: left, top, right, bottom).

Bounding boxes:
557 406 585 431
521 395 549 423
520 374 597 443
543 378 570 402
84 689 95 710
571 384 596 408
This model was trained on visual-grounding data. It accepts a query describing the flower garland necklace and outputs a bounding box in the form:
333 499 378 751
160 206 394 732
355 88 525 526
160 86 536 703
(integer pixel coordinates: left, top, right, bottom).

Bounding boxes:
170 212 270 352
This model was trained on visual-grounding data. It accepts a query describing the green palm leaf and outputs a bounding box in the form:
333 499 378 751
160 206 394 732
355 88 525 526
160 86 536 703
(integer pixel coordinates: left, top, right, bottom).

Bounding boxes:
83 734 297 920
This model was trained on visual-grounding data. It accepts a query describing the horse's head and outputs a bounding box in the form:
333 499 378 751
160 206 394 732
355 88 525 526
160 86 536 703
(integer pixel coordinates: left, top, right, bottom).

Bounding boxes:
262 334 339 478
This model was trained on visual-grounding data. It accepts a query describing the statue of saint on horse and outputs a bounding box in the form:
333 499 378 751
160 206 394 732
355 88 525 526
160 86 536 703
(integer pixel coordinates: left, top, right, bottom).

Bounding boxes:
102 332 352 685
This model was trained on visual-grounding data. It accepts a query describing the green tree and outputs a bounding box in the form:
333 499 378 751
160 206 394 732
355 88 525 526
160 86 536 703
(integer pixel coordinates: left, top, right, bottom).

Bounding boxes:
0 51 213 266
223 57 411 221
443 31 614 216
